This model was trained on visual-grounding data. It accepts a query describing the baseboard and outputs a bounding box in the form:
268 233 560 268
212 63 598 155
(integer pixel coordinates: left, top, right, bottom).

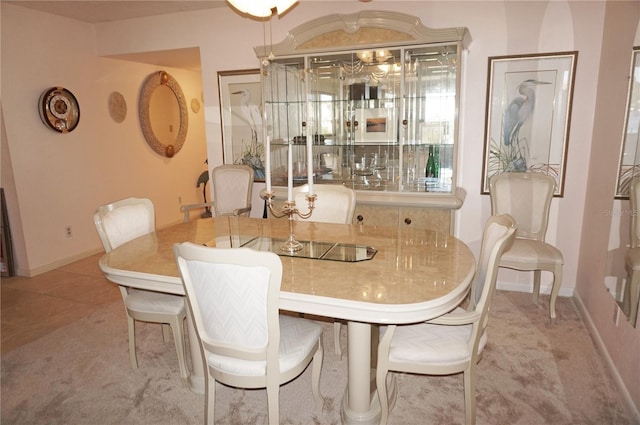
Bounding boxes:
573 292 640 422
496 280 574 297
17 247 104 277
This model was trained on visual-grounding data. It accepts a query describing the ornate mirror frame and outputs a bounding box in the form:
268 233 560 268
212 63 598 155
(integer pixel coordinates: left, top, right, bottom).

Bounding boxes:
138 70 188 158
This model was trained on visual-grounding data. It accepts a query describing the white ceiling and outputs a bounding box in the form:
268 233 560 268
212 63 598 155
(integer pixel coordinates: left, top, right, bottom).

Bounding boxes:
5 1 229 70
5 1 227 24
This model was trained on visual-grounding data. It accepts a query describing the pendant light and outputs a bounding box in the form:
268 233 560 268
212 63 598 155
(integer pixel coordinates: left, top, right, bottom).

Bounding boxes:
227 0 298 18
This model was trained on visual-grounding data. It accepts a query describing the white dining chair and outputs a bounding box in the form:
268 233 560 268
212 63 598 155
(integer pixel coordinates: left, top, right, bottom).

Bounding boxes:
212 164 254 216
292 183 356 225
174 243 324 425
489 172 564 321
181 164 254 221
94 197 189 381
375 214 517 425
293 183 356 359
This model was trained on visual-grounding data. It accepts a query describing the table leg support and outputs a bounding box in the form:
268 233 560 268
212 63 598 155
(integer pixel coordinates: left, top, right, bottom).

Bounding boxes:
341 322 386 425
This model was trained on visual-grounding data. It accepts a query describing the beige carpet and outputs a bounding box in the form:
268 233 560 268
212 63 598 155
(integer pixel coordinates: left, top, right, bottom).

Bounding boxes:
0 291 634 425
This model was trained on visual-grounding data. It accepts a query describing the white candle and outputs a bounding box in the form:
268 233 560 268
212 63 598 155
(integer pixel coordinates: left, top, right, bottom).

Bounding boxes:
265 136 272 193
287 140 293 201
306 135 314 196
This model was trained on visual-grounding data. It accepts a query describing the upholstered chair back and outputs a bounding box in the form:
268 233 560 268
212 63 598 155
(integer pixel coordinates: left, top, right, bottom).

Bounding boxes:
489 172 555 241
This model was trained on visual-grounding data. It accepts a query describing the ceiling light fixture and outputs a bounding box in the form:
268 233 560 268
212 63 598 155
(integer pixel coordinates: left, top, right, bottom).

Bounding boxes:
227 0 298 18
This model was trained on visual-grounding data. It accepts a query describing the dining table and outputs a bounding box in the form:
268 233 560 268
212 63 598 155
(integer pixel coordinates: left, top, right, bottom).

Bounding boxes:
99 215 476 425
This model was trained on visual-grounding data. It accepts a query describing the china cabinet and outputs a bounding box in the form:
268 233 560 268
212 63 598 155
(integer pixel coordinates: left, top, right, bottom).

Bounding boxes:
256 11 470 233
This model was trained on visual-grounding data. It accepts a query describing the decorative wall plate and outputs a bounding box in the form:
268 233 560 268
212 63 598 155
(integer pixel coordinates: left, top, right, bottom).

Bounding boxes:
38 87 80 133
108 91 127 123
191 98 201 113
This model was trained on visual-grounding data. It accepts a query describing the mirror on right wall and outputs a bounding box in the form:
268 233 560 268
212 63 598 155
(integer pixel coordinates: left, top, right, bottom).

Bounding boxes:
606 46 640 327
615 46 640 198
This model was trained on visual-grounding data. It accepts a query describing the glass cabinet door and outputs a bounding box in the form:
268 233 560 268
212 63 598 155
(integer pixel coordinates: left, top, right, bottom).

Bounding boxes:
263 58 306 187
262 42 461 195
307 49 402 190
403 44 459 193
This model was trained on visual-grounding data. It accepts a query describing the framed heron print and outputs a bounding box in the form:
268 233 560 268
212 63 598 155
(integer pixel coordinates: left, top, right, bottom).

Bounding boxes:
481 51 577 196
218 68 265 179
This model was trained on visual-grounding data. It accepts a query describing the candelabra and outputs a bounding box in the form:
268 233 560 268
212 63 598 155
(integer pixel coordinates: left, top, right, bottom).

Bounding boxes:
264 192 316 252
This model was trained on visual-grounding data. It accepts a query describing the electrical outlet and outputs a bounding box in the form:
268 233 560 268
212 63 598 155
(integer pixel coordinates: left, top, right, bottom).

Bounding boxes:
65 225 72 238
178 196 182 203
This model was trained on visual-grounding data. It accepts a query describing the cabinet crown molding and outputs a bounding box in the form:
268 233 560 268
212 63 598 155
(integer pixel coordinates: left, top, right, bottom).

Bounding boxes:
254 10 471 58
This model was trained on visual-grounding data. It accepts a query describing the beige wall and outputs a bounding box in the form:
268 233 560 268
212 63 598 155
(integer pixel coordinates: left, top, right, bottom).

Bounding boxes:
577 0 640 415
2 0 638 418
2 4 207 275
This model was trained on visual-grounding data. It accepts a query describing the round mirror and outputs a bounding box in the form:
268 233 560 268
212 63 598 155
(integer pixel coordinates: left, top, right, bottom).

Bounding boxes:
138 71 188 157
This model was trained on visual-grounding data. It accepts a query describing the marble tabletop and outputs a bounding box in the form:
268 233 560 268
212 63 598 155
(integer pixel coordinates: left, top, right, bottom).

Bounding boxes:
100 216 476 324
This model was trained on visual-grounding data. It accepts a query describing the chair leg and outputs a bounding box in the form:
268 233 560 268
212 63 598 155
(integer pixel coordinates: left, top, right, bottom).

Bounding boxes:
170 316 189 381
376 367 390 425
161 324 171 343
532 270 542 304
334 321 343 359
266 380 279 425
549 266 563 322
205 375 215 425
311 338 324 410
127 315 138 369
463 366 477 425
119 286 138 369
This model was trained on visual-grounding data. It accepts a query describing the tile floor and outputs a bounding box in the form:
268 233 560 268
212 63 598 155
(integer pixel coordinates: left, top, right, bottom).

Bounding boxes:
1 253 121 354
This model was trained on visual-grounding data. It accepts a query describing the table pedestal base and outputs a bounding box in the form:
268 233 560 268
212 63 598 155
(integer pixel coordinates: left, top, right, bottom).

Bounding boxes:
341 383 397 425
341 322 397 425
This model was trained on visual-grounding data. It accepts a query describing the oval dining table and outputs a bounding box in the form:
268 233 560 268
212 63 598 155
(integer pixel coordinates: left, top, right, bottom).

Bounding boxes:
99 216 476 425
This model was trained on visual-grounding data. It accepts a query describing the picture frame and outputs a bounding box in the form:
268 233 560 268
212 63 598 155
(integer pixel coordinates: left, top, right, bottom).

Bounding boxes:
355 108 396 144
481 51 578 197
218 68 265 179
615 46 640 199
